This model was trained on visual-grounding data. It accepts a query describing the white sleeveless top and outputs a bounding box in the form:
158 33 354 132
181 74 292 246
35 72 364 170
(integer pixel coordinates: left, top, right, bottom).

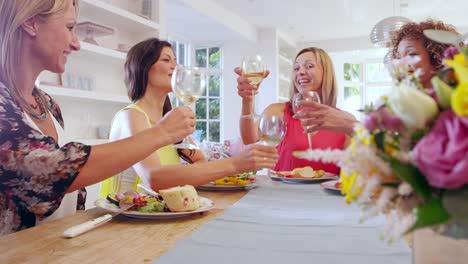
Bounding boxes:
23 112 78 224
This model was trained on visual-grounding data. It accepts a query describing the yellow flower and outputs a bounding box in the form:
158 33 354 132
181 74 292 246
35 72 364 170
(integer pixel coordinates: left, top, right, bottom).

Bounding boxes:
340 171 362 204
445 54 468 84
451 82 468 116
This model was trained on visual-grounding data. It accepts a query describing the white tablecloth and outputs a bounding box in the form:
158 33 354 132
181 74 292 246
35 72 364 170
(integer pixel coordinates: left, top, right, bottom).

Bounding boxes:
155 176 411 264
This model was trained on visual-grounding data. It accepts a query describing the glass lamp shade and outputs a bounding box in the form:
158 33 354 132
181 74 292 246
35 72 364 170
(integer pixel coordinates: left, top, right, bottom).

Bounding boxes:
383 50 393 66
370 16 412 47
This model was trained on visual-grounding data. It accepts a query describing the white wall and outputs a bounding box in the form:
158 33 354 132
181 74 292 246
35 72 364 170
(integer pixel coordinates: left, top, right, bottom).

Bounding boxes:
221 40 257 140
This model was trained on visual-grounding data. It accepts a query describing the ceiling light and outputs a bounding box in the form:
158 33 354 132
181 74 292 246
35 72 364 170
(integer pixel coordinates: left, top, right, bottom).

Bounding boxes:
369 16 411 47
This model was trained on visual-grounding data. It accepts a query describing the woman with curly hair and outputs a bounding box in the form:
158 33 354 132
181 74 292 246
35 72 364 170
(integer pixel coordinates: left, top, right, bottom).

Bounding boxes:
390 19 459 89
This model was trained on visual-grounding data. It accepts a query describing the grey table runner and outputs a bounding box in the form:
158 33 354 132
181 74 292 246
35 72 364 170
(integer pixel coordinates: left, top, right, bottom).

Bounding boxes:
155 177 411 264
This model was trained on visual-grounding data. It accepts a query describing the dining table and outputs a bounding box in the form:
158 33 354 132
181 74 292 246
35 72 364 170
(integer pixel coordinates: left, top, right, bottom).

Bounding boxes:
0 174 411 264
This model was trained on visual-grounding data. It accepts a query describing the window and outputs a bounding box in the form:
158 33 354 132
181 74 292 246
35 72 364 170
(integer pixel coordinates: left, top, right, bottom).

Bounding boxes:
364 62 392 106
342 63 363 119
168 38 190 108
169 39 188 66
341 61 392 120
194 47 222 143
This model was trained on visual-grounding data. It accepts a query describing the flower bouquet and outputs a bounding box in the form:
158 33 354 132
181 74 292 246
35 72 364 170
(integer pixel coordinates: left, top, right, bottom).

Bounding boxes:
301 30 468 242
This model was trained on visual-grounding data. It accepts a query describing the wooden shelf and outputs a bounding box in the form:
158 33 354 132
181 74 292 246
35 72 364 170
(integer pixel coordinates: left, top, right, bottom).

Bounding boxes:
79 41 126 60
39 84 130 104
80 0 159 35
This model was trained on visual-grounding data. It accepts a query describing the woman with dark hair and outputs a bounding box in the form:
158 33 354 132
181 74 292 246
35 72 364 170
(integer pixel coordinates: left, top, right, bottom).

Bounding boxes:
101 38 278 195
236 47 357 174
390 19 459 89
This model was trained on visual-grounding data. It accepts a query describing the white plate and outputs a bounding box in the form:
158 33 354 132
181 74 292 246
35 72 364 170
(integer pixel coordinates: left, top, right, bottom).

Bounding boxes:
95 197 215 219
196 182 258 191
320 180 343 195
268 170 339 184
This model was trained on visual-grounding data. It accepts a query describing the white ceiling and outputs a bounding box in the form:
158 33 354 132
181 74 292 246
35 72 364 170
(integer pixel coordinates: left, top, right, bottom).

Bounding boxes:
167 0 237 44
168 0 468 44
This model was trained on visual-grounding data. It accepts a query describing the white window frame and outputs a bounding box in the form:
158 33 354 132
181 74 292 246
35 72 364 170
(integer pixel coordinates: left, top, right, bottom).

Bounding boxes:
342 59 393 119
194 46 223 143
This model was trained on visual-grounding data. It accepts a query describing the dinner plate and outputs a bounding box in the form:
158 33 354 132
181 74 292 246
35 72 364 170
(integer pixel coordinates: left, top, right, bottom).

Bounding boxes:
196 182 258 191
268 170 339 184
320 180 343 195
95 197 215 219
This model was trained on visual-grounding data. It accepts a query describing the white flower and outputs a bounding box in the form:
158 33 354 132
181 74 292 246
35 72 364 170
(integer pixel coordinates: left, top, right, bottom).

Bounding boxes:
398 182 413 196
376 188 398 211
387 82 439 129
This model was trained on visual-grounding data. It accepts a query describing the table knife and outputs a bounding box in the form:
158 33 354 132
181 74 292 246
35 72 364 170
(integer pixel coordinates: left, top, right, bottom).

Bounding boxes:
63 202 134 238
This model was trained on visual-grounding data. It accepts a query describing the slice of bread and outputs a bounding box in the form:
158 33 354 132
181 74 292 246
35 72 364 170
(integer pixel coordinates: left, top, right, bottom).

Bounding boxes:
159 185 200 212
292 166 315 178
291 166 325 178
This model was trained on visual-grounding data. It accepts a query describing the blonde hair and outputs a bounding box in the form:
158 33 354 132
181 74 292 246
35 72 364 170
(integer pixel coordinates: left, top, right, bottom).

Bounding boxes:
0 0 79 97
289 47 338 107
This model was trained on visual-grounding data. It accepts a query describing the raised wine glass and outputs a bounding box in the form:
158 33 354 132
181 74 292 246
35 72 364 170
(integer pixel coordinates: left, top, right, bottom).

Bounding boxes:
241 55 266 119
292 91 321 151
257 113 285 147
171 65 206 149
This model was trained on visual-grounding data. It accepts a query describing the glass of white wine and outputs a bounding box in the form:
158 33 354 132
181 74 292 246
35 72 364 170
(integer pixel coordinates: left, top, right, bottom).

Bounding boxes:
171 65 206 149
257 113 285 147
241 55 266 119
292 91 321 151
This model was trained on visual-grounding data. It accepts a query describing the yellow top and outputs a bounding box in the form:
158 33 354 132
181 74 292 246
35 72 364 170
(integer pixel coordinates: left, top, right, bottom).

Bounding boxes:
99 104 180 197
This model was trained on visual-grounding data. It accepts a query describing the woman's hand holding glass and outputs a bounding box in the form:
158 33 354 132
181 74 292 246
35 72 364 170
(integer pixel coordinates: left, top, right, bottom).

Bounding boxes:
239 55 267 119
292 91 321 150
158 106 196 144
257 112 285 147
235 68 270 99
171 65 206 149
293 101 358 136
231 144 279 172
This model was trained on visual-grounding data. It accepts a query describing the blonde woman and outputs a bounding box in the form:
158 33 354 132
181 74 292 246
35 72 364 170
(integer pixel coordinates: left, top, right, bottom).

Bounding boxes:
0 0 195 235
236 47 357 174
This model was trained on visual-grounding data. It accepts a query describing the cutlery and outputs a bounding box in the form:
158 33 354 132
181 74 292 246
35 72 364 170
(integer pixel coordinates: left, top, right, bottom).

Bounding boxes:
137 183 160 196
63 202 134 238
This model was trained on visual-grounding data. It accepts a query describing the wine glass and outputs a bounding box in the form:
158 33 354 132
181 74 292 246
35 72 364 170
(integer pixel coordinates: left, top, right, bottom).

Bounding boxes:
292 91 321 151
257 113 285 147
171 65 206 149
241 55 266 119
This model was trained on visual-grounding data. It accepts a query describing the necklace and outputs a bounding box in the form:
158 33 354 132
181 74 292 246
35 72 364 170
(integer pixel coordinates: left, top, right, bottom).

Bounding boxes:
29 99 38 110
20 89 47 121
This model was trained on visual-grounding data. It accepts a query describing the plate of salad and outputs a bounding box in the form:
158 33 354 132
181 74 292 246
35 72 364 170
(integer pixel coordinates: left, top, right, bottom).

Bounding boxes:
196 172 257 191
95 191 214 219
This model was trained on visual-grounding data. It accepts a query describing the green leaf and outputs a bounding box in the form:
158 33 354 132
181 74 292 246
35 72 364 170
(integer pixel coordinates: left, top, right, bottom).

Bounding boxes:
431 76 454 109
380 182 400 188
374 131 386 152
442 186 468 225
405 199 451 234
378 152 432 200
410 129 428 147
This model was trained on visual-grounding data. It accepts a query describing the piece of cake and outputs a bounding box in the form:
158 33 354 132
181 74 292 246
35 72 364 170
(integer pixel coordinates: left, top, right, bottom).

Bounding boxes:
159 185 200 212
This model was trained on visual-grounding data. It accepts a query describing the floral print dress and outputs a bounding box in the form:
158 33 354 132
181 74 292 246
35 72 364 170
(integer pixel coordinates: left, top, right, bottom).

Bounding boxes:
0 83 91 236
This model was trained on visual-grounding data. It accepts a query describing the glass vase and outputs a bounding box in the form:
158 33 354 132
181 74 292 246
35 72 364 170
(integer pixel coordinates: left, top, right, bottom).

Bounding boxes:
413 228 468 264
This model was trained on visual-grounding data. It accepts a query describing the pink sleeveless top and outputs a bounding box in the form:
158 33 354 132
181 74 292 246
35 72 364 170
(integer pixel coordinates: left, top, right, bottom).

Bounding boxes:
274 102 346 174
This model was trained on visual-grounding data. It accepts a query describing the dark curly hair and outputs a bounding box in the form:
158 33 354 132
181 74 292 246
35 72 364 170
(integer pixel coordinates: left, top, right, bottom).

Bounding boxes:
390 19 459 70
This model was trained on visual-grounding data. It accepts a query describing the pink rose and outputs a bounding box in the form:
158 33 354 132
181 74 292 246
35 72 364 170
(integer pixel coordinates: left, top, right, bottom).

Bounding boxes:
413 110 468 189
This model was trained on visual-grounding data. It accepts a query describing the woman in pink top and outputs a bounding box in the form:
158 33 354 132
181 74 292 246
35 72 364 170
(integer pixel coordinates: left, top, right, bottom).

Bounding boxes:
236 47 358 173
